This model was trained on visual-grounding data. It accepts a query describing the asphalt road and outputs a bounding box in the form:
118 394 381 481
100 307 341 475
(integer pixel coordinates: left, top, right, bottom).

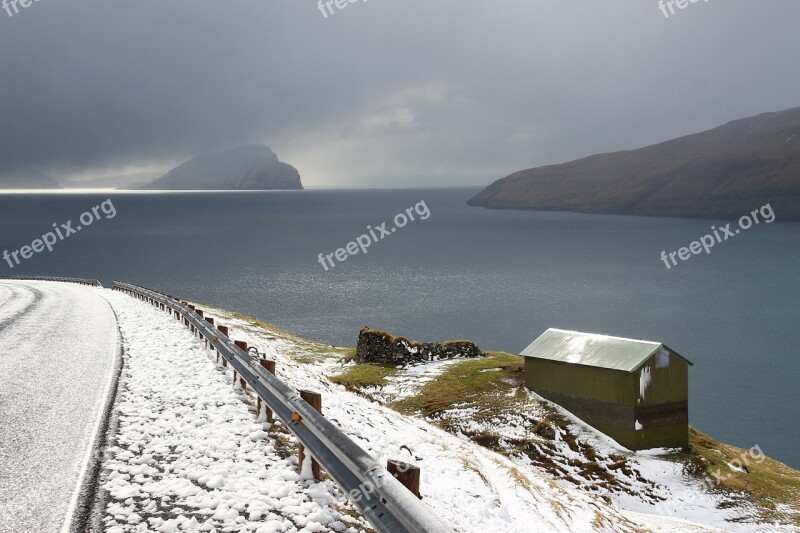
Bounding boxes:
0 281 119 533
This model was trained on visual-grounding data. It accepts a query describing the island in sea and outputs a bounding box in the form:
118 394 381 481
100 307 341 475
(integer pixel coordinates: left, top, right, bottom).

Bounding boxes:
468 106 800 220
137 144 303 190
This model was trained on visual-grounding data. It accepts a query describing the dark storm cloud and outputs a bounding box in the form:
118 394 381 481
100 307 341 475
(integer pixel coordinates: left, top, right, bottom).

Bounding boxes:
1 0 799 185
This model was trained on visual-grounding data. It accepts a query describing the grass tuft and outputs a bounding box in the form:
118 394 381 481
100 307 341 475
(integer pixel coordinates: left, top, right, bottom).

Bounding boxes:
329 363 400 392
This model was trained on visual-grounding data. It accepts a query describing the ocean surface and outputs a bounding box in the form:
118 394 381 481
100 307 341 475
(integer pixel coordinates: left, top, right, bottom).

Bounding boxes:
1 188 798 467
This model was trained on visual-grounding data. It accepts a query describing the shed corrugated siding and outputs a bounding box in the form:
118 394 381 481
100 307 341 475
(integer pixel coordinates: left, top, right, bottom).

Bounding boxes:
525 358 635 407
637 425 689 449
635 355 688 407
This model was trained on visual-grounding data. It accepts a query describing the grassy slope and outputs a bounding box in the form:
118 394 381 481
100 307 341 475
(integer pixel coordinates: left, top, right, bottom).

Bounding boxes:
330 351 800 528
194 305 800 528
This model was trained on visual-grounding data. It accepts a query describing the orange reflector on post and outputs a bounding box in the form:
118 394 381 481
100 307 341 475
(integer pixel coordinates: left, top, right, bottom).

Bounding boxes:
292 413 301 421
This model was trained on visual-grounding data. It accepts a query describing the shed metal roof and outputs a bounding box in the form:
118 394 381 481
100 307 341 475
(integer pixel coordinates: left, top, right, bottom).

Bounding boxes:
520 328 693 373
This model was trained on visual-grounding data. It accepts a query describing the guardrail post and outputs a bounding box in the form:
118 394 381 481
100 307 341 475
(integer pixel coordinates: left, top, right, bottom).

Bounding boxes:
233 341 248 389
205 317 214 326
298 390 322 481
387 460 421 499
257 360 276 423
214 325 229 365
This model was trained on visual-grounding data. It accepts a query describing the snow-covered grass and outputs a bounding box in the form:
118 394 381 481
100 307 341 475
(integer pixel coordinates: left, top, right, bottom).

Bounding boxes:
98 291 371 533
194 304 800 533
178 303 643 532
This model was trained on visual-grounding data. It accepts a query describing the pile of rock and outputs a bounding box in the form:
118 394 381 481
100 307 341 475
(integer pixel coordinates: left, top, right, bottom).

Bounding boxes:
355 327 483 365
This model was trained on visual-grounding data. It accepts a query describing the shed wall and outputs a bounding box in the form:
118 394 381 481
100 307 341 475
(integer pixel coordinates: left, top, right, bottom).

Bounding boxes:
634 354 689 449
525 355 689 451
635 352 688 406
525 358 635 407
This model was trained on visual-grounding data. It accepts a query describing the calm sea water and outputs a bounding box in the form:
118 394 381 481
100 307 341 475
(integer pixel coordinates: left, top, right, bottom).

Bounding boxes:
1 189 798 467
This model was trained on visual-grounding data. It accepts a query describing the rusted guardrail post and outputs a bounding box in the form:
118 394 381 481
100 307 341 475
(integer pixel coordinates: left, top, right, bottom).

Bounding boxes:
257 360 276 423
298 390 322 481
233 341 248 389
215 325 230 365
193 310 207 346
203 318 215 349
387 460 421 499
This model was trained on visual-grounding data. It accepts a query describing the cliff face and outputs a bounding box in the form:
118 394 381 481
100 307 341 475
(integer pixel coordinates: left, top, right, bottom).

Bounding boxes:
0 167 62 189
140 145 303 190
469 107 800 220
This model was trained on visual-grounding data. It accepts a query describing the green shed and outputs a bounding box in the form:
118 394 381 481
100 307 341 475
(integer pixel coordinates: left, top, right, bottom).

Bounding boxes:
521 329 693 451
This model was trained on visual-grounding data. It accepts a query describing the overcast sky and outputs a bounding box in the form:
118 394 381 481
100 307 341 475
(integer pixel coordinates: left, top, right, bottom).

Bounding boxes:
1 1 799 186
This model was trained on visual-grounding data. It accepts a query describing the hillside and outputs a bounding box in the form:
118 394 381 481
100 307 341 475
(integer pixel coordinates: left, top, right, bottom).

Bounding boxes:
468 107 800 220
0 166 62 189
150 302 642 532
138 145 303 190
194 303 800 532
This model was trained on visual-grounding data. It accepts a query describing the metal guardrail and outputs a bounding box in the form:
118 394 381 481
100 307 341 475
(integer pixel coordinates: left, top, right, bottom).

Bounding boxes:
0 275 102 287
112 281 452 533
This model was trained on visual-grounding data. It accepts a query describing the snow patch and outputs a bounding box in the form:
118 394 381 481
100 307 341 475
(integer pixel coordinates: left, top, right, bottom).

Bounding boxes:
639 366 652 400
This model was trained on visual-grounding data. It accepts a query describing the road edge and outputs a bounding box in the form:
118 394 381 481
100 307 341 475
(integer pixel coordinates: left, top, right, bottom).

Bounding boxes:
61 288 125 533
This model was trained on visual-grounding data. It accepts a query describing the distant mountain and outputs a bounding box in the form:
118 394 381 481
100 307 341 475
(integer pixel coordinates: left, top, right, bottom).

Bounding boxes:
468 107 800 220
0 166 62 189
62 172 159 189
138 145 303 190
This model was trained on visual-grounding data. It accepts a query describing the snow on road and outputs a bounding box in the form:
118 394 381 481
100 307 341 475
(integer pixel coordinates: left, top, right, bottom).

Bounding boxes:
0 282 39 327
0 281 120 533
